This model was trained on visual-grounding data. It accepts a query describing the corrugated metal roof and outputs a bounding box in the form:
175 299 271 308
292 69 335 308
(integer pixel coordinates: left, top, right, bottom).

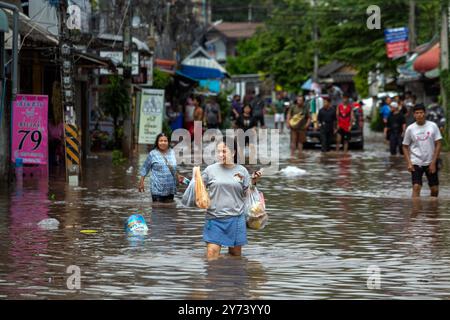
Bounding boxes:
181 47 227 74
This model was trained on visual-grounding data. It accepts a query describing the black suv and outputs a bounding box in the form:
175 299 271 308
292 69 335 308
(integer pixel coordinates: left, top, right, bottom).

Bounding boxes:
304 103 364 150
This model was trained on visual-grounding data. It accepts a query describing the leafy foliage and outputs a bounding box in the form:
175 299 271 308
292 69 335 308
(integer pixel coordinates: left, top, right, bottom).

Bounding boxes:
152 69 172 90
100 75 130 148
112 149 127 165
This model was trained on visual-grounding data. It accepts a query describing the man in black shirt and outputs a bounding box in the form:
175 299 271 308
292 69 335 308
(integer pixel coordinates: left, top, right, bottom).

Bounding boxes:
385 102 406 155
317 96 336 152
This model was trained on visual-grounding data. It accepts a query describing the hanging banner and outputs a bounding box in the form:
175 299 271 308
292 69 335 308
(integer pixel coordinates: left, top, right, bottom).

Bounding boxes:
11 94 48 165
138 89 165 144
385 27 409 59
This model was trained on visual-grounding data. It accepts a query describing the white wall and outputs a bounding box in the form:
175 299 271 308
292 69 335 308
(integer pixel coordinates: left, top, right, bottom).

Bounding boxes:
214 39 226 62
28 0 91 36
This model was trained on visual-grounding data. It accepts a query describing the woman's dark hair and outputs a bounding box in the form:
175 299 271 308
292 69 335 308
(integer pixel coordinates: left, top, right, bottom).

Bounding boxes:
153 132 171 151
243 104 252 116
217 135 239 164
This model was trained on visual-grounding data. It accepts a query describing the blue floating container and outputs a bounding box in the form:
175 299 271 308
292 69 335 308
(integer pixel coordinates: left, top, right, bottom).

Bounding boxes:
125 214 148 235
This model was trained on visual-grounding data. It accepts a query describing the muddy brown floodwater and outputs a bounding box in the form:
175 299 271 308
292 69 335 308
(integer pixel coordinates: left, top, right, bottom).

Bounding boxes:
1 125 450 299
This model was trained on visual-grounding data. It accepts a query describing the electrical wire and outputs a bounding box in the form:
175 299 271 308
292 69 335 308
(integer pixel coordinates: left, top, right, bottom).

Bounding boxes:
3 5 49 43
111 0 131 48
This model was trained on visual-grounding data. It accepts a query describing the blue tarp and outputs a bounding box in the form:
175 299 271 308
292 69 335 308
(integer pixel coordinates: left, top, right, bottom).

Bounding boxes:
199 80 221 93
180 65 225 80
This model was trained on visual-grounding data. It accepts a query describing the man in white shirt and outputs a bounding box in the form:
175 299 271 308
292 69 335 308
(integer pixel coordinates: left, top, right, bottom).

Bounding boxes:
402 104 443 198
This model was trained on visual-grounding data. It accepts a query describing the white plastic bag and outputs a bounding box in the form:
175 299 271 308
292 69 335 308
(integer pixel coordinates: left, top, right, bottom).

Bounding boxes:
245 186 268 230
181 167 197 207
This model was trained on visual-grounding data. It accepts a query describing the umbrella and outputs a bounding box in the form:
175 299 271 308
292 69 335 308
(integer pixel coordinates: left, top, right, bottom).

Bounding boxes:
301 78 321 94
301 78 312 90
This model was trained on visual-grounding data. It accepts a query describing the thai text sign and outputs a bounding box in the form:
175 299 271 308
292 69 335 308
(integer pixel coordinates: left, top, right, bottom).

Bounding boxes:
385 27 409 59
138 89 165 144
12 95 48 165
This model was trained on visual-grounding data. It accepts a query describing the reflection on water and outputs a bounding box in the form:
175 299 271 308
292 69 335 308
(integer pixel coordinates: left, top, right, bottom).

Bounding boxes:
1 134 450 299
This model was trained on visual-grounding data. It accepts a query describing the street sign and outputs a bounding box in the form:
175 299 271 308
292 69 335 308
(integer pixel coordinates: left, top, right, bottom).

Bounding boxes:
138 89 165 145
384 27 409 59
11 94 48 165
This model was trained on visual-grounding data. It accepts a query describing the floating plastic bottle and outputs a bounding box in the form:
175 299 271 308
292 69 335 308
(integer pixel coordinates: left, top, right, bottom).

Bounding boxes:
125 214 148 235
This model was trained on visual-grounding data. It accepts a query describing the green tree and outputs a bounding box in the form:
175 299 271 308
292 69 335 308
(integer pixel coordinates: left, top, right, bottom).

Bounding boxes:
228 0 441 94
100 75 130 149
227 0 314 91
152 68 172 89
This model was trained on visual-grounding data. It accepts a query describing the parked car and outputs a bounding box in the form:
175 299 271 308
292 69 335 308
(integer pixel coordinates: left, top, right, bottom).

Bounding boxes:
304 101 364 150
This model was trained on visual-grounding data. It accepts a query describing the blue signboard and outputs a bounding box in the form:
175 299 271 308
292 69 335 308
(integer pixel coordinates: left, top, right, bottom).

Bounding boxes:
384 27 409 43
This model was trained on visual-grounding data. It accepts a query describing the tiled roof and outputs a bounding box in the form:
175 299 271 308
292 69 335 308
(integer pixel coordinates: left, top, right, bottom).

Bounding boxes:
211 22 264 40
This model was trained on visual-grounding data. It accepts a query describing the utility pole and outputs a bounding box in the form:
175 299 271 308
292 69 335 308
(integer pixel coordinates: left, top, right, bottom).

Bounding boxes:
441 1 449 137
123 0 133 157
248 4 252 23
312 0 319 83
408 0 416 51
59 0 81 186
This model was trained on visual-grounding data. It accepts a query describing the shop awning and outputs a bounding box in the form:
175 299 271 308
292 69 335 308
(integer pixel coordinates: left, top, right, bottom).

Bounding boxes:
179 65 225 80
74 51 117 70
413 43 440 73
97 33 151 54
397 53 421 82
155 59 176 72
175 70 199 83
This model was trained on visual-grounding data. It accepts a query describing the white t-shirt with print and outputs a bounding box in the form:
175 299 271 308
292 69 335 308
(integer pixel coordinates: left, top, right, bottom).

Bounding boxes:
402 120 442 166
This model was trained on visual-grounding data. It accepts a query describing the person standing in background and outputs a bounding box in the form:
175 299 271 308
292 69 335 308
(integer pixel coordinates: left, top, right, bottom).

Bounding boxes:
385 102 406 155
184 96 196 136
250 93 266 129
231 95 243 129
139 133 184 204
286 95 310 158
272 92 286 133
204 96 222 130
317 96 336 153
335 93 354 153
426 96 446 134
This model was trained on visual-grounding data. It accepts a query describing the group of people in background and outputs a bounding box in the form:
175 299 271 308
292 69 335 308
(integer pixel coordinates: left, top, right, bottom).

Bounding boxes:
167 87 446 165
381 92 446 156
271 89 363 157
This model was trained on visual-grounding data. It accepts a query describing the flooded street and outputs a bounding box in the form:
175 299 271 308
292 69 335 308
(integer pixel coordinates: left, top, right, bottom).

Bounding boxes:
1 124 450 300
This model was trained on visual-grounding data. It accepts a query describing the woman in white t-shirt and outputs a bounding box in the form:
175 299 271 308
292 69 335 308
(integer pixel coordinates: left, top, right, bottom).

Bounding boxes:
201 136 262 260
